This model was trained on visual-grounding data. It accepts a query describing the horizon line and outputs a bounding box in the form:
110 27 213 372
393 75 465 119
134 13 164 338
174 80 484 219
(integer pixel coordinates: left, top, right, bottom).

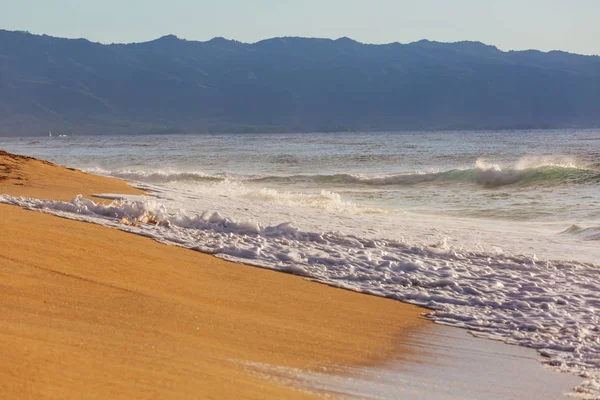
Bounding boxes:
2 28 598 57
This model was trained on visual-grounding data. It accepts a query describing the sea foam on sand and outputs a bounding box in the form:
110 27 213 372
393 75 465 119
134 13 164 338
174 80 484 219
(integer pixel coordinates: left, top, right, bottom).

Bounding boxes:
1 193 599 399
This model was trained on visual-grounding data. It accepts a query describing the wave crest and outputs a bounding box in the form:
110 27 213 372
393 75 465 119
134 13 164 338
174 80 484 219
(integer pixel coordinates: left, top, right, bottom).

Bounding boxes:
88 167 226 184
561 225 600 241
89 157 600 190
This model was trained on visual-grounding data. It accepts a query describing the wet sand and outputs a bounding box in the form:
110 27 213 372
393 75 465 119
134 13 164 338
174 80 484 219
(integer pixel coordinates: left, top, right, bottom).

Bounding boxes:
253 324 581 399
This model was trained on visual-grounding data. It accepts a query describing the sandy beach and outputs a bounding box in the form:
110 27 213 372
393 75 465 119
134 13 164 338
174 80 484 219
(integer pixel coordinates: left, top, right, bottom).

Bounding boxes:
0 149 586 399
0 150 430 398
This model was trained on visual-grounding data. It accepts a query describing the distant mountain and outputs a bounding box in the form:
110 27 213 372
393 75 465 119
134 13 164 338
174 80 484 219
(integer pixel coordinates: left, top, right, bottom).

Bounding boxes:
1 30 599 136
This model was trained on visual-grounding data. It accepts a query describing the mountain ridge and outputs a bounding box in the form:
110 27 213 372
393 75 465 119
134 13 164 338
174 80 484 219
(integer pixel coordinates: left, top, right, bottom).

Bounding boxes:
1 29 599 136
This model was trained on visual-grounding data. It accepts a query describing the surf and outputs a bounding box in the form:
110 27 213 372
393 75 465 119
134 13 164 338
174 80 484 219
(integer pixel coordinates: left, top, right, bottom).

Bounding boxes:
90 157 600 189
561 225 600 241
1 192 599 398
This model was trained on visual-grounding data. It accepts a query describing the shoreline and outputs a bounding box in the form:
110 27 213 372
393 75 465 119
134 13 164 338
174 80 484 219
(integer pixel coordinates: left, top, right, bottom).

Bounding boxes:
0 150 583 399
0 150 431 398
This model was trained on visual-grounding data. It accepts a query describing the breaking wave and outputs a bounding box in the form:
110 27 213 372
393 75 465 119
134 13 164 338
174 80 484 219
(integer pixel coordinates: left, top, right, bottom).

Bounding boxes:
241 188 385 214
561 225 600 241
87 167 226 184
90 158 600 189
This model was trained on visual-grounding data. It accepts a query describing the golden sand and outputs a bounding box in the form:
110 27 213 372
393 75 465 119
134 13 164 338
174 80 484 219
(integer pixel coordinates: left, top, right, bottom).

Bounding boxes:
0 150 144 201
0 151 430 399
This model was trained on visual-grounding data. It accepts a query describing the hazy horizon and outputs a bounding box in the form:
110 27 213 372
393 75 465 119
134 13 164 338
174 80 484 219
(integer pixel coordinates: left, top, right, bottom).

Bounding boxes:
6 28 598 57
2 0 599 55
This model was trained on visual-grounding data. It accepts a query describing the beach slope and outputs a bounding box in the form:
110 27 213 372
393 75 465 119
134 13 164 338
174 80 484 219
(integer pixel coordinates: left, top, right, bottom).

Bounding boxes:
0 151 429 399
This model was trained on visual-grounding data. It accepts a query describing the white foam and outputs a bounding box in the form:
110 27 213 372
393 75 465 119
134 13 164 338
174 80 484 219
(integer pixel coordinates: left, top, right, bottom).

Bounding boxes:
1 192 598 398
87 167 388 214
241 188 385 214
86 167 226 184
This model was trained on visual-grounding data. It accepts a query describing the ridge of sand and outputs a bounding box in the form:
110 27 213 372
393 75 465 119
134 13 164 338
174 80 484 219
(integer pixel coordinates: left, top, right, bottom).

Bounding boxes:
0 151 430 399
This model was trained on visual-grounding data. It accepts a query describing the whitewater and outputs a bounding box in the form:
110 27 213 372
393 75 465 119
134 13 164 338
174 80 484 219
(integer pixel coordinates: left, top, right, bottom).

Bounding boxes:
1 129 599 398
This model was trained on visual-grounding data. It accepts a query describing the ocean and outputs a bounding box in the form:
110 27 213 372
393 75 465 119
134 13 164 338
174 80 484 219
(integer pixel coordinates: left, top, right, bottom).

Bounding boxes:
1 129 599 397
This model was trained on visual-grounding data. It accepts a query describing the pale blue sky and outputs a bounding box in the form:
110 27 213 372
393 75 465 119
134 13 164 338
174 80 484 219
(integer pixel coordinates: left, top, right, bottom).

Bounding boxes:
2 0 599 54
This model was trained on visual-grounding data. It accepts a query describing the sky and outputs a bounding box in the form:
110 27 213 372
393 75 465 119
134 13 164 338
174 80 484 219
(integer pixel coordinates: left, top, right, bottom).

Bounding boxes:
2 0 599 55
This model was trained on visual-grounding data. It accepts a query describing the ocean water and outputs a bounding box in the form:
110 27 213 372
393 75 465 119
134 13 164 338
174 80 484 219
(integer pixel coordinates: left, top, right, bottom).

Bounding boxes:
1 130 599 397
